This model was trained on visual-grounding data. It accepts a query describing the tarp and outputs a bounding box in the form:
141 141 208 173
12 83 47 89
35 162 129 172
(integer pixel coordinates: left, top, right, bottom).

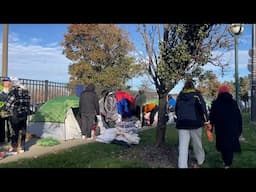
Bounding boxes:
115 90 135 105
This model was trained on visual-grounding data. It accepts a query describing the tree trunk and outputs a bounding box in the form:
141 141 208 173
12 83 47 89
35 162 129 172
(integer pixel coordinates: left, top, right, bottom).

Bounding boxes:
156 92 168 147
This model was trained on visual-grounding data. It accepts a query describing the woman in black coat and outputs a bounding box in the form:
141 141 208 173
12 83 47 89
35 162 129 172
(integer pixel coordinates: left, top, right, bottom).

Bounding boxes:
209 84 242 168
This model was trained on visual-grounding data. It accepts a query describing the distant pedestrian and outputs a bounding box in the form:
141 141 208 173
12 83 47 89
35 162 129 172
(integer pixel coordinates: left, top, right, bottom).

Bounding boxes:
135 90 146 120
167 94 176 112
209 84 242 169
142 103 158 126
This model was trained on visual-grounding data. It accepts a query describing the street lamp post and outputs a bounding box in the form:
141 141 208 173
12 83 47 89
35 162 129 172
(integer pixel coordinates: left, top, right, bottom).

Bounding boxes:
229 24 244 108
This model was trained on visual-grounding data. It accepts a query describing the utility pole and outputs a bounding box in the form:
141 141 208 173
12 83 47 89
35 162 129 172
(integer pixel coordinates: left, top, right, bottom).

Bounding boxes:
2 24 8 77
251 24 256 122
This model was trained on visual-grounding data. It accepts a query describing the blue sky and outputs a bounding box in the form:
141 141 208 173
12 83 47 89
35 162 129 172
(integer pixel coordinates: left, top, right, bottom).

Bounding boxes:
0 24 69 82
0 24 253 93
121 24 252 93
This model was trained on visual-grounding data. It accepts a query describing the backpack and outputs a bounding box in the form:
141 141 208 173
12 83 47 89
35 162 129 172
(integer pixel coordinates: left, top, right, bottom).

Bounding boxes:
176 93 199 121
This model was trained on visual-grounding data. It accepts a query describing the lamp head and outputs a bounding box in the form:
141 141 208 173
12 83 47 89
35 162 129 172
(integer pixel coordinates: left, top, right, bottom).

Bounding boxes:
229 24 244 36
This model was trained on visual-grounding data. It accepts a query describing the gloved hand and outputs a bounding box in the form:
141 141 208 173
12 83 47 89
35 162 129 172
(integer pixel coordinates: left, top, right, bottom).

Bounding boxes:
204 121 213 142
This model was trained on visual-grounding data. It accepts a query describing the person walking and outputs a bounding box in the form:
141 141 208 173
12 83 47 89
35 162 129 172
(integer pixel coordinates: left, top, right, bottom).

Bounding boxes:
209 84 242 169
175 79 208 168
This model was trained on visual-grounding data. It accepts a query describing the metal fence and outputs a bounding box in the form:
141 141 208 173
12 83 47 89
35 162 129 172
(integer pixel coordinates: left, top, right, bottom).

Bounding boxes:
0 77 73 105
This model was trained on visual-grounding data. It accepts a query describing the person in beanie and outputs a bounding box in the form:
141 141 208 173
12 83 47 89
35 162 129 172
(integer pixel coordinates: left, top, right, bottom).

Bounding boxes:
4 77 30 153
0 77 12 143
175 79 208 168
79 83 100 140
209 84 242 169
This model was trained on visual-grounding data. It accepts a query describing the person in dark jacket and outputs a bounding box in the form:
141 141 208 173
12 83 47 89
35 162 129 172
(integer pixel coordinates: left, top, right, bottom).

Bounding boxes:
175 79 208 168
135 90 146 120
79 83 100 140
209 84 242 169
0 77 12 143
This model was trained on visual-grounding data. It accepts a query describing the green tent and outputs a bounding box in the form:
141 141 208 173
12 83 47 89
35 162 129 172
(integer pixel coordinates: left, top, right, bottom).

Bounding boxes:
31 96 79 123
28 96 82 140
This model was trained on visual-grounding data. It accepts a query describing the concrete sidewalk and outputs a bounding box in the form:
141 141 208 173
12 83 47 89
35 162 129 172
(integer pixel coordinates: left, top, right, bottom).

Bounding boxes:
0 126 155 164
0 138 95 164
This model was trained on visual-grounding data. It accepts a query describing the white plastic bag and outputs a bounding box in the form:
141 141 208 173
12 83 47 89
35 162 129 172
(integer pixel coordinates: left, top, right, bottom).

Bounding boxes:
96 115 106 134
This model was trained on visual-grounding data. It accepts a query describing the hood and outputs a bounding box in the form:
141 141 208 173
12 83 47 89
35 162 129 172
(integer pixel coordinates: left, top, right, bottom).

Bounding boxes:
217 92 233 101
85 83 95 92
179 89 196 101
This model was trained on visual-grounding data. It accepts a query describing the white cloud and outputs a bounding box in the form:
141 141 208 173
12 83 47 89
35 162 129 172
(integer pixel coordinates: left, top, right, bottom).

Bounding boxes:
130 50 251 93
46 42 59 47
0 42 71 83
9 32 20 43
30 37 42 44
203 50 250 82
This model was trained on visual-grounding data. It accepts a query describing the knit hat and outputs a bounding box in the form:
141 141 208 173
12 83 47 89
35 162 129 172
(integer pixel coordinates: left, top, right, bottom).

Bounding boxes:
218 84 230 95
2 77 11 82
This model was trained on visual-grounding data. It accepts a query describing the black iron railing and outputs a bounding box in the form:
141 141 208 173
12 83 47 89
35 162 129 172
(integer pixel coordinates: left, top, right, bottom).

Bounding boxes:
0 77 73 105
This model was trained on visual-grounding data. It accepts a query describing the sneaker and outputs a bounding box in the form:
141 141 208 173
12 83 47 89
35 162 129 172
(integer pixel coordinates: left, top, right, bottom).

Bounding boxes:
16 147 25 154
239 136 246 142
17 149 24 154
81 135 86 139
8 146 17 152
224 166 230 169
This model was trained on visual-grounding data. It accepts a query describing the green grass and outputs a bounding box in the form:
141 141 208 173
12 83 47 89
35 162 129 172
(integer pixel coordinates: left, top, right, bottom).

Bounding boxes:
0 113 255 168
145 99 158 105
202 113 256 168
0 142 148 168
0 126 177 168
37 138 60 147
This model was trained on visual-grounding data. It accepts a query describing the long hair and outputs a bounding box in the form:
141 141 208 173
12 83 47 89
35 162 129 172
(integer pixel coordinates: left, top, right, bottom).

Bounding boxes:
183 79 195 90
